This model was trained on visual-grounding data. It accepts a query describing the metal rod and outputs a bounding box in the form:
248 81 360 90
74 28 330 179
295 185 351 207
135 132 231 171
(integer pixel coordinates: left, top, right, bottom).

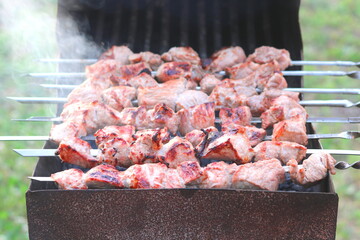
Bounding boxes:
8 96 360 108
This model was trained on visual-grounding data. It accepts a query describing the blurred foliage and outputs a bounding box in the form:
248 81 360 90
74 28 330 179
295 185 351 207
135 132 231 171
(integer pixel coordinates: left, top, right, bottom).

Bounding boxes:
0 0 359 239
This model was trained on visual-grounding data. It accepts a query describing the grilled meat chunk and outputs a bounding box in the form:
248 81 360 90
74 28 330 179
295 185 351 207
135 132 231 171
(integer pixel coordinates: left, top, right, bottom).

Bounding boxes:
225 125 266 147
55 137 99 169
156 61 192 82
247 46 291 70
101 86 136 111
219 106 252 131
226 61 260 79
123 163 168 189
287 152 336 186
114 62 152 82
128 51 163 70
201 130 254 164
178 102 215 135
261 95 307 129
199 74 222 95
253 141 307 164
119 106 147 128
253 61 281 90
99 45 133 65
66 80 102 105
51 168 87 190
272 115 308 146
232 159 285 191
185 127 219 148
163 169 186 188
85 59 123 80
199 161 238 189
94 125 135 148
157 137 198 168
141 103 180 134
176 161 202 186
127 72 159 89
175 90 209 111
50 121 87 144
161 46 201 65
263 73 287 90
97 137 132 167
83 164 124 189
207 46 246 72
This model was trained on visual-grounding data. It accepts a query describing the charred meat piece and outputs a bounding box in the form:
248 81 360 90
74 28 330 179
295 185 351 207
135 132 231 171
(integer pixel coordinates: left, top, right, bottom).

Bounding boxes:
226 61 260 79
253 141 307 164
175 90 209 111
201 130 255 164
219 106 252 131
185 127 219 148
207 46 246 72
94 125 135 148
176 161 202 186
97 137 132 167
127 72 159 90
272 115 308 146
199 74 222 95
141 103 180 134
137 77 189 110
51 168 87 190
55 137 99 169
119 106 147 128
178 102 215 135
161 46 201 65
226 125 266 147
199 161 238 189
253 61 282 90
50 121 87 144
287 152 336 186
156 61 192 82
85 59 123 80
260 95 307 129
232 159 285 191
263 73 287 90
157 137 198 168
128 51 163 70
163 169 186 188
123 163 168 189
101 86 136 111
99 45 133 65
247 46 291 70
133 128 171 145
113 62 152 82
83 164 124 189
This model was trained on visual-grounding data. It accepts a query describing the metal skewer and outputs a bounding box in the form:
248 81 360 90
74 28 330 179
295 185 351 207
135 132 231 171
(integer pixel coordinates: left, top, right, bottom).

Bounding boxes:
7 96 360 108
27 70 360 79
40 83 360 95
38 58 360 68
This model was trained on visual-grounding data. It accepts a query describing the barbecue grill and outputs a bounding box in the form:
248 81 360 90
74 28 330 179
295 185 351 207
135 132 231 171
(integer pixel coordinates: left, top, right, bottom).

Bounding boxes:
3 0 359 239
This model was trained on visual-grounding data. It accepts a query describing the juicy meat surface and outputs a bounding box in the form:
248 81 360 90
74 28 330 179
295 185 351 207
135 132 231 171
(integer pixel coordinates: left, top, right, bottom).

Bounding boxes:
141 103 180 134
199 74 222 95
163 169 186 188
55 137 99 169
226 61 260 79
175 90 209 111
127 72 159 89
201 130 255 164
157 136 198 168
207 46 246 72
247 46 291 70
226 125 266 147
287 152 336 186
119 106 147 128
185 127 219 148
83 164 124 189
99 45 133 65
97 137 132 167
85 59 123 80
178 102 215 135
161 46 201 65
51 168 87 190
123 163 168 189
263 73 288 90
114 62 152 82
272 115 308 146
50 121 87 144
176 161 202 186
156 61 192 82
261 95 307 129
128 51 163 70
66 81 102 105
94 125 135 148
232 159 285 191
101 86 136 111
253 61 281 90
219 106 252 131
253 141 307 164
199 161 238 189
137 77 189 110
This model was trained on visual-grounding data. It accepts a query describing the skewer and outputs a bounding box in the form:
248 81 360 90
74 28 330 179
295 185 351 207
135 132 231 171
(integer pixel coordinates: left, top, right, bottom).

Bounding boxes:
38 58 360 68
26 70 360 79
2 131 358 142
7 96 360 108
39 83 360 95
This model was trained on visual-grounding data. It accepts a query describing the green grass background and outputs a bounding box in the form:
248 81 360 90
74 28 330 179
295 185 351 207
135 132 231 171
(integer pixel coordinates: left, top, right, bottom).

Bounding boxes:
0 1 359 239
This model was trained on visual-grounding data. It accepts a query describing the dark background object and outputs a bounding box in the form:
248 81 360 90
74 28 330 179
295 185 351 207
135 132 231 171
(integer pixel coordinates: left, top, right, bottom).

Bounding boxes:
27 1 338 239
